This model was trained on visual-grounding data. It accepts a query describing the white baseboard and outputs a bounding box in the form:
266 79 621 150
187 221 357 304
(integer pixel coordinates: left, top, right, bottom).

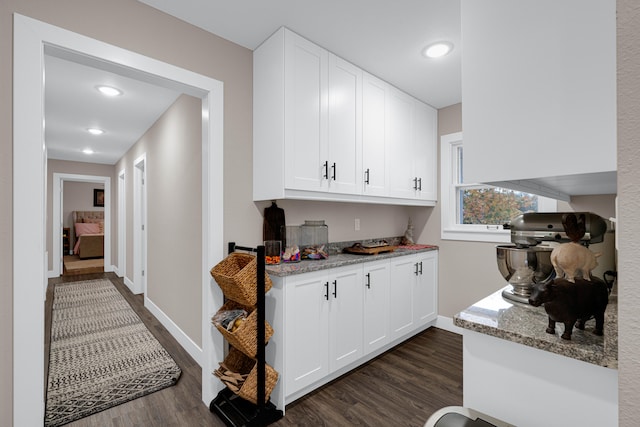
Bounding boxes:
435 315 463 335
47 270 57 279
104 264 114 273
145 296 203 367
124 276 138 294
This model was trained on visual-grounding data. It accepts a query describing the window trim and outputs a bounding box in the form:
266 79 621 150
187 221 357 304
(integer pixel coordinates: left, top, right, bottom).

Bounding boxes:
440 132 556 242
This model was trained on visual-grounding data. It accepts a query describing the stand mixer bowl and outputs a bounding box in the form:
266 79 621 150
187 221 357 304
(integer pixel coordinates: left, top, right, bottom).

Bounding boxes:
496 245 555 302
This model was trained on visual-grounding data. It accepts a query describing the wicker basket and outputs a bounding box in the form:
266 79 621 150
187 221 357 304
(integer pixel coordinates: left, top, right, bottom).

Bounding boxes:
210 253 273 306
213 347 279 405
212 300 274 358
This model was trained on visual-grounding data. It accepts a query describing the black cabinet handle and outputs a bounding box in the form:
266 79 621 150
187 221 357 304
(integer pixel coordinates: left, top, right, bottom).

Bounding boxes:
324 281 329 300
419 261 423 275
331 162 336 181
365 168 370 185
332 280 337 298
413 177 418 190
323 161 329 179
418 177 422 191
414 262 419 276
365 273 371 289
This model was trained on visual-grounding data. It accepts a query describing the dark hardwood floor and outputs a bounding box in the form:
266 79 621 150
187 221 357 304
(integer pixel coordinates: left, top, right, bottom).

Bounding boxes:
45 273 462 426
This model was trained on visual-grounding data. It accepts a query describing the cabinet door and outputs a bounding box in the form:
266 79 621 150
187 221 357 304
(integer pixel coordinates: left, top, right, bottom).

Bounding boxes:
386 87 416 199
327 54 362 194
284 31 328 191
413 251 438 327
363 260 390 353
413 101 438 202
388 255 417 340
329 265 364 372
362 72 387 196
285 270 330 394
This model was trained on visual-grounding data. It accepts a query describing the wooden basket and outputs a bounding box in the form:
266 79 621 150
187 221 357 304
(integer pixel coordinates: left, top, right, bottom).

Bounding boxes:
210 252 273 306
213 347 279 405
212 300 274 358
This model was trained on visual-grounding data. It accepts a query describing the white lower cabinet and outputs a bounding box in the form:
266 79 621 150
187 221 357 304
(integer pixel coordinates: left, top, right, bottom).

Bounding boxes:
277 250 438 407
389 251 438 340
284 265 363 395
363 259 391 353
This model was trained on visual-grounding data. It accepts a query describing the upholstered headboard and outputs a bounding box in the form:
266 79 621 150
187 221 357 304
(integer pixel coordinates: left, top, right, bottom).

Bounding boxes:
72 211 104 241
73 210 104 223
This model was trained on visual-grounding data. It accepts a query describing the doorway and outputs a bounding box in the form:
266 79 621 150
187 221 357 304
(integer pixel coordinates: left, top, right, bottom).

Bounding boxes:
51 173 111 279
13 14 225 426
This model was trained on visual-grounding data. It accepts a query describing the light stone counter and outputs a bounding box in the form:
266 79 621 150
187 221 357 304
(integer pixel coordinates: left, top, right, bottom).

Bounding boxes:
454 286 618 369
265 243 438 277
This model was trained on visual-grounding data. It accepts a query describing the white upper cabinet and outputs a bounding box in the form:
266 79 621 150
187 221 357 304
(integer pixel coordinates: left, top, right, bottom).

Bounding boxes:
461 0 616 200
386 87 416 199
327 54 362 195
254 27 437 206
362 72 388 197
283 31 327 192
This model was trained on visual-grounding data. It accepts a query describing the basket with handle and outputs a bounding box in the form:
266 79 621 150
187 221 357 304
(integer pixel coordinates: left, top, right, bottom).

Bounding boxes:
213 346 279 405
210 252 273 306
212 300 274 358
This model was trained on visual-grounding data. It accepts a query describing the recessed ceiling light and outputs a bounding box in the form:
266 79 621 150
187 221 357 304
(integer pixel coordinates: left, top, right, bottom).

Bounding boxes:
422 41 453 58
87 127 105 135
96 85 123 97
82 148 94 155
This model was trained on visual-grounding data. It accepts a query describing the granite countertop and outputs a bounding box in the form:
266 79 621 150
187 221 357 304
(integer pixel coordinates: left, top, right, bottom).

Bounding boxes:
454 286 618 369
265 240 438 277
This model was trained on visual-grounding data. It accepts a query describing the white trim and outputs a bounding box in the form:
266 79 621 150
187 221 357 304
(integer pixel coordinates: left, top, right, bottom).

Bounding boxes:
124 276 136 291
145 296 204 367
133 154 147 295
117 169 126 279
52 172 112 277
13 14 225 424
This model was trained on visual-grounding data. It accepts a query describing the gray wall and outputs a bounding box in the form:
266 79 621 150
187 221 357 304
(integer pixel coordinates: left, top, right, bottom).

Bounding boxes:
115 94 203 347
617 0 640 423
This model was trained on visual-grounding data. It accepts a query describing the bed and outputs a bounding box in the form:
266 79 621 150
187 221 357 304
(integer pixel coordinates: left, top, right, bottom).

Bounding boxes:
72 211 104 259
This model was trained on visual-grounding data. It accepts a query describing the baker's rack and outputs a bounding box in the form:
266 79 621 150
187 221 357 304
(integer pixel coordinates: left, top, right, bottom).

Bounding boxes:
209 242 283 426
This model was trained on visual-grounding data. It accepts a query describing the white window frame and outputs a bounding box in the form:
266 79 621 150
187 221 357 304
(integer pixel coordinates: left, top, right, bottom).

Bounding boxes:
440 132 556 242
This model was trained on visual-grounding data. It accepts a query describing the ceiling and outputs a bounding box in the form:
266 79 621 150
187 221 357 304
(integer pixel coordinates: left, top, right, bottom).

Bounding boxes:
45 54 181 165
46 0 461 165
139 0 462 108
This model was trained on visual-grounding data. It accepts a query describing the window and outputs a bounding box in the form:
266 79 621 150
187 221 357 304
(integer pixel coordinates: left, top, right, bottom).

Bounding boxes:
440 132 556 242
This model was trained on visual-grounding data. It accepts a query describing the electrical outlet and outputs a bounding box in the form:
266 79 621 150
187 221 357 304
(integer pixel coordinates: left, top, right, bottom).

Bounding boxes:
354 218 360 231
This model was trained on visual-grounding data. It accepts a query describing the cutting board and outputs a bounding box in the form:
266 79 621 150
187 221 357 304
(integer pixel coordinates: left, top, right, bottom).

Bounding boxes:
343 245 397 255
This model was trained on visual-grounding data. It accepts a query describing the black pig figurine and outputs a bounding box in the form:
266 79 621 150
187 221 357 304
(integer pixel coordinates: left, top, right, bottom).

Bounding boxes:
528 277 609 340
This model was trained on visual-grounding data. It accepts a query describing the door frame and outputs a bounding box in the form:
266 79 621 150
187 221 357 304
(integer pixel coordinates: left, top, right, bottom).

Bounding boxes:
13 14 224 426
51 173 112 278
132 154 147 295
117 169 126 279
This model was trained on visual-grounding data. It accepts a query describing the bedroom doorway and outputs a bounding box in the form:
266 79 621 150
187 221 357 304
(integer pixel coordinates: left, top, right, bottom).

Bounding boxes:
51 173 111 279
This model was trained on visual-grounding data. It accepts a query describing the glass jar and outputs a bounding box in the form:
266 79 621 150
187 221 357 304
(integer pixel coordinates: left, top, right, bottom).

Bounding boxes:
300 220 328 258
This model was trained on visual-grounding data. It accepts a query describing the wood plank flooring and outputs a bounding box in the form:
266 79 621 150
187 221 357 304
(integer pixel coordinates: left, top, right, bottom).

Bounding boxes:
45 273 462 426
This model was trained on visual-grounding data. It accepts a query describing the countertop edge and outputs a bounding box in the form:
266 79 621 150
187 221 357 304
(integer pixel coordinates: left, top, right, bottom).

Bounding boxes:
454 287 618 370
265 246 438 277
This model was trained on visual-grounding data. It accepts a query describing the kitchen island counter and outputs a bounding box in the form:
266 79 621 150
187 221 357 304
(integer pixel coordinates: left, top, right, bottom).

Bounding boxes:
453 286 618 368
454 286 618 427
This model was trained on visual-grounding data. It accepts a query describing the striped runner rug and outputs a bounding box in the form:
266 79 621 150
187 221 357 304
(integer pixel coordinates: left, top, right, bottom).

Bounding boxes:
45 279 182 426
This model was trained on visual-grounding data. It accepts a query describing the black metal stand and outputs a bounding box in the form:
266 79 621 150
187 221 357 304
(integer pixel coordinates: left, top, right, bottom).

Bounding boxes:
210 242 283 426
